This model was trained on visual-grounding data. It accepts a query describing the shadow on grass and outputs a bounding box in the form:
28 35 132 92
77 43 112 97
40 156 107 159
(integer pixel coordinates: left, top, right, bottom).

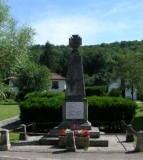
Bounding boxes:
132 116 143 131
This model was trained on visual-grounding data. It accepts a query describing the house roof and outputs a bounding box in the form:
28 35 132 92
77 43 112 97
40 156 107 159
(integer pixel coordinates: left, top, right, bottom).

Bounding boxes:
51 73 66 80
7 76 17 80
7 73 66 80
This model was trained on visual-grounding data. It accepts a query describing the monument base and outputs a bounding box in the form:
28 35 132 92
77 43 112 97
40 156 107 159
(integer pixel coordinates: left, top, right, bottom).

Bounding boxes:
58 120 92 130
39 127 108 146
48 126 99 138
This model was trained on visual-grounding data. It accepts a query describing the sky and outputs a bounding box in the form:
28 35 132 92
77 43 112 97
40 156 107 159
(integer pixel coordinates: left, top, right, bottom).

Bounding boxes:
8 0 143 46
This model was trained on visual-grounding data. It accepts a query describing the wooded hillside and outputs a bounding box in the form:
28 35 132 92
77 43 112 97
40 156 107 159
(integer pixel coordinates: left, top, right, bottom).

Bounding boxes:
30 40 143 87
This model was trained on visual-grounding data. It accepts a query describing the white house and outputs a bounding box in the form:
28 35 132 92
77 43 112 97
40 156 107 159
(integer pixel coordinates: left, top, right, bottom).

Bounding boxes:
7 73 66 95
108 78 137 100
7 76 19 95
49 73 66 92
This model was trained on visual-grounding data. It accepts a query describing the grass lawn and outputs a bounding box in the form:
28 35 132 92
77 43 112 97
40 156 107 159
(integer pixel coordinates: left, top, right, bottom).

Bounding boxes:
9 132 20 144
132 102 143 131
0 105 20 121
0 104 20 143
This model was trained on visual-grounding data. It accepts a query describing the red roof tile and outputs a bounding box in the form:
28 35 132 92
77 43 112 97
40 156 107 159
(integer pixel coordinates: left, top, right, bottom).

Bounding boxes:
51 73 66 80
7 76 17 80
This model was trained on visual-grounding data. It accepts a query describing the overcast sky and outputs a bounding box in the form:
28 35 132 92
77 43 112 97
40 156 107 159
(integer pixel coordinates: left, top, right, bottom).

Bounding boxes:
8 0 143 46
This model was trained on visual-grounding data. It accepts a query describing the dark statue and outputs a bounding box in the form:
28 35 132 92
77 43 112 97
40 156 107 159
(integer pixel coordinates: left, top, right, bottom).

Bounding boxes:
69 35 82 53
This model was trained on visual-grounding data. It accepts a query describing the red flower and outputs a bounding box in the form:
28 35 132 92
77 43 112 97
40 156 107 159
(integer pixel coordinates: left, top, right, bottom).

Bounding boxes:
82 129 90 138
59 129 66 134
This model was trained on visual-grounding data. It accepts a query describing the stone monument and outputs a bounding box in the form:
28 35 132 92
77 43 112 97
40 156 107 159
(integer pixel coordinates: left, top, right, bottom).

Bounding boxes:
58 35 92 130
39 35 108 146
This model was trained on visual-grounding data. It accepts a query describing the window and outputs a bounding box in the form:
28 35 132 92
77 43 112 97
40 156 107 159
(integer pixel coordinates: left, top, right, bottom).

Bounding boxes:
52 81 59 89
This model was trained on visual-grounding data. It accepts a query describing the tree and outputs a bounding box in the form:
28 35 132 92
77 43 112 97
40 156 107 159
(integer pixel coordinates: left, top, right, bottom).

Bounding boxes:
0 0 36 98
17 62 51 99
39 42 70 75
114 52 143 100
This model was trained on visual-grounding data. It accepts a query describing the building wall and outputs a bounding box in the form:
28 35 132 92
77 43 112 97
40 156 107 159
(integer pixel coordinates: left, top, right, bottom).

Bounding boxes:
108 79 120 92
9 79 19 95
108 79 137 100
125 88 137 100
49 80 66 92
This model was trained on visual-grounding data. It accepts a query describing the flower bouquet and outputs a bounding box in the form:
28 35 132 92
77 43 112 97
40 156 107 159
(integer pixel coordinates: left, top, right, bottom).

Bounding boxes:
59 124 90 148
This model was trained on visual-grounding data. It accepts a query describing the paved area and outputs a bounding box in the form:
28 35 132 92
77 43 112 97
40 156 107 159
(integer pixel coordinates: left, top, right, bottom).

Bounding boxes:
0 117 143 160
9 134 135 153
0 116 21 129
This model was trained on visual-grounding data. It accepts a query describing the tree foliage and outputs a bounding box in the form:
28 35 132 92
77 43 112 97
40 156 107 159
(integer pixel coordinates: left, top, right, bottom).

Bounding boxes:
0 0 36 98
17 62 51 99
114 52 143 100
32 40 143 90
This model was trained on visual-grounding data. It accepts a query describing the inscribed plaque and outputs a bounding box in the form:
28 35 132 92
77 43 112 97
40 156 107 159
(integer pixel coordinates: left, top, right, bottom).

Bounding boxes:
66 102 84 119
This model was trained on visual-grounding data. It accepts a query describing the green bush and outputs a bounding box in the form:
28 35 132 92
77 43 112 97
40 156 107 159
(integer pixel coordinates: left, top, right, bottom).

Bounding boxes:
19 92 65 124
85 86 107 97
87 96 137 125
107 88 122 97
19 91 137 131
1 86 15 100
24 91 63 100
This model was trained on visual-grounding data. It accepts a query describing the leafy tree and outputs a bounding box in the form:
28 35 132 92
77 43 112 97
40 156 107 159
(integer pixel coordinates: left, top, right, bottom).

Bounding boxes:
29 44 44 64
0 0 36 98
39 42 70 76
39 42 52 67
114 52 143 100
27 39 143 89
17 62 51 100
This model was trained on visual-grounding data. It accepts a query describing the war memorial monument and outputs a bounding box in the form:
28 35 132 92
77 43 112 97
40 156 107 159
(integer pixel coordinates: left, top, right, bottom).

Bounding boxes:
39 35 108 147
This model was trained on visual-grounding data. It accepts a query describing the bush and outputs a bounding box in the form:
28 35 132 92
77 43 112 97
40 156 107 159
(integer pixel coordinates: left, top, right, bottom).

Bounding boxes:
87 96 137 126
24 91 62 100
17 63 51 100
19 91 65 125
85 86 107 97
107 88 122 97
19 91 137 132
0 85 15 101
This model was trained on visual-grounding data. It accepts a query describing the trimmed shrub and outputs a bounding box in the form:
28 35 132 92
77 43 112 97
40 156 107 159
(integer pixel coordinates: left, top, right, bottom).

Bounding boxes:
87 96 137 126
19 92 65 125
19 91 137 131
85 86 107 97
24 91 62 100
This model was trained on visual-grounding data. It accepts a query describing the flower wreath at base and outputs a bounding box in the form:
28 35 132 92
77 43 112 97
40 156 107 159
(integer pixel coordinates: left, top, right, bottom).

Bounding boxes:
59 124 90 138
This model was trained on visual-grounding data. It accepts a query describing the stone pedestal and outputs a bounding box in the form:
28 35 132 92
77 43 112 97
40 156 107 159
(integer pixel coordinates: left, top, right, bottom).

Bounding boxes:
0 129 11 151
66 131 76 152
58 99 91 130
19 124 28 140
135 131 143 151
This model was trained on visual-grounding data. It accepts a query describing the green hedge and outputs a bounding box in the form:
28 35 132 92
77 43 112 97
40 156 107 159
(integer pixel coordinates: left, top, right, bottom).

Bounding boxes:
19 92 137 130
85 86 107 97
24 91 63 100
19 92 65 124
87 96 137 124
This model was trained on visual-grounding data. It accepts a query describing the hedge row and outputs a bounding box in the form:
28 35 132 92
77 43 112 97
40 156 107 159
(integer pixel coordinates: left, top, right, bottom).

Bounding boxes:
19 92 65 124
19 92 137 128
85 86 107 97
87 96 137 124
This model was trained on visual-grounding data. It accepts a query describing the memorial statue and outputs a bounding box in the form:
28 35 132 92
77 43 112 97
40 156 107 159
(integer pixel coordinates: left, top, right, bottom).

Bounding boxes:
69 35 82 54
